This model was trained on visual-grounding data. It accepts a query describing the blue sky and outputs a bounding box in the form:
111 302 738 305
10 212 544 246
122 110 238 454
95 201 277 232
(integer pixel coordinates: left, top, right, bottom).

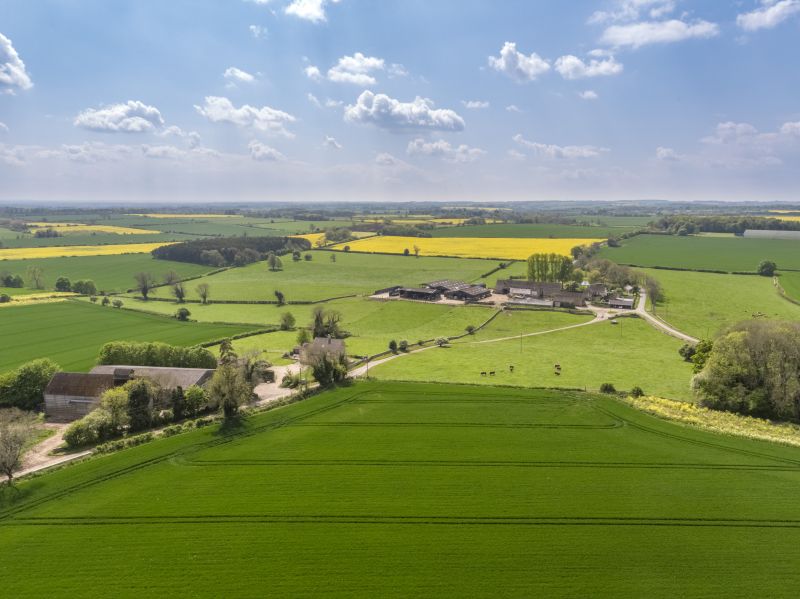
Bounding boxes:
0 0 798 203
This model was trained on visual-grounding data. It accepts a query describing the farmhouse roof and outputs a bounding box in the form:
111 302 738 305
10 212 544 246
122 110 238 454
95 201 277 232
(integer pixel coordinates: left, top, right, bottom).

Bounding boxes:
89 365 214 389
457 285 491 297
400 287 441 295
425 279 470 292
44 373 115 398
495 279 562 294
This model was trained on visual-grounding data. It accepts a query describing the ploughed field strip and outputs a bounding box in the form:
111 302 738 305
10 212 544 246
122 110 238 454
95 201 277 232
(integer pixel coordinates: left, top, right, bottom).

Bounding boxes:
4 382 800 597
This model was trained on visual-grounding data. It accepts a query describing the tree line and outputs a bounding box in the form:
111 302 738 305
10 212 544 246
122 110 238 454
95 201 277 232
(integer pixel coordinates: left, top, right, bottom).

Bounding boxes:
651 215 800 236
151 236 310 267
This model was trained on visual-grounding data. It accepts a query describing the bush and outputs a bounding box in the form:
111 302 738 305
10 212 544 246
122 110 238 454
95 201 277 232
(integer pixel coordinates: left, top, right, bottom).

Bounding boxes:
757 260 777 277
54 277 71 292
599 383 617 394
72 279 97 295
101 296 110 306
64 409 114 448
184 385 207 417
398 340 409 352
112 299 123 308
0 294 10 303
388 339 398 353
98 341 217 369
175 307 191 321
630 386 645 398
0 359 60 410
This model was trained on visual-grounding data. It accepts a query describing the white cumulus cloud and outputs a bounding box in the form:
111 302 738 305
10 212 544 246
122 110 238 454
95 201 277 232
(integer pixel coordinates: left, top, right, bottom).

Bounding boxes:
305 65 322 81
462 100 490 109
323 135 343 149
0 33 32 94
737 0 800 31
285 0 342 23
589 0 676 24
555 55 623 79
248 140 285 161
327 52 384 85
224 67 256 83
488 42 550 82
513 133 608 159
344 91 465 132
407 138 486 163
195 96 295 137
600 19 719 49
579 90 599 100
74 100 164 133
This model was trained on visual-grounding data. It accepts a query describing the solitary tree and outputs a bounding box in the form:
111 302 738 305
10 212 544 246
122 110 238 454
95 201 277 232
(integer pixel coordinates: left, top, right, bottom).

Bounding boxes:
196 282 210 304
55 277 71 292
296 328 312 345
0 409 38 486
175 307 191 321
388 339 398 353
172 282 186 303
163 270 180 286
126 379 157 432
758 260 777 277
267 252 283 271
112 299 123 308
292 251 302 262
134 272 156 300
219 338 238 367
26 266 44 290
207 365 252 420
274 290 286 306
280 312 296 331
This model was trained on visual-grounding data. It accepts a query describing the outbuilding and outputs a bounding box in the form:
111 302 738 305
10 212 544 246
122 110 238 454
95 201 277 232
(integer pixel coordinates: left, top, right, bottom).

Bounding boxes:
608 297 635 309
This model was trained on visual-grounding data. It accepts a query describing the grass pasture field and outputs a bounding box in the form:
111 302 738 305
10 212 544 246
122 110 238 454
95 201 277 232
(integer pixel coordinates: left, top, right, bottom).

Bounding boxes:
374 316 693 400
431 223 638 238
0 254 212 293
644 269 800 339
599 234 800 272
778 271 800 302
109 297 498 357
332 236 601 260
0 301 254 373
141 252 524 302
4 381 800 596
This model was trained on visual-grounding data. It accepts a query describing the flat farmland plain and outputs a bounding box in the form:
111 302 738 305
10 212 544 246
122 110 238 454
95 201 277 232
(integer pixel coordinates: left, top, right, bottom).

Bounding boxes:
598 234 800 272
643 268 800 339
0 254 212 293
0 301 254 372
431 223 638 238
374 316 693 400
142 252 523 302
4 382 800 597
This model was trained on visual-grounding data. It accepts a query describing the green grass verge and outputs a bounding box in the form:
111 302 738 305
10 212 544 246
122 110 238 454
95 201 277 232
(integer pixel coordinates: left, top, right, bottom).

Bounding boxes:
778 271 800 303
0 301 255 373
4 381 800 597
598 234 800 272
0 254 212 294
373 316 693 400
645 268 800 339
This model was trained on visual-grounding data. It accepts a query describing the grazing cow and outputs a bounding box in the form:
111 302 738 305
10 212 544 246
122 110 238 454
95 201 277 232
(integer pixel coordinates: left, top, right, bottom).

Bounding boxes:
509 365 514 373
555 371 561 376
481 371 487 376
489 371 496 376
554 363 561 370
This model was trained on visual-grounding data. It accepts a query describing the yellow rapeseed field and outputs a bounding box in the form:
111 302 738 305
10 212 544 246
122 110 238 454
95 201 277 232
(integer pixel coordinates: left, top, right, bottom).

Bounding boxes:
776 215 800 222
291 233 327 246
128 213 239 219
331 236 600 260
0 292 75 309
0 242 175 261
28 223 158 235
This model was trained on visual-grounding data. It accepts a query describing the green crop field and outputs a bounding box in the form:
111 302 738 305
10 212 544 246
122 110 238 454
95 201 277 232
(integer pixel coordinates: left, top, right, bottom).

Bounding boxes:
0 254 212 294
599 234 800 272
779 272 800 302
0 231 191 248
374 316 693 400
0 301 255 373
4 381 800 597
142 252 523 302
644 269 800 339
431 223 639 238
573 215 655 227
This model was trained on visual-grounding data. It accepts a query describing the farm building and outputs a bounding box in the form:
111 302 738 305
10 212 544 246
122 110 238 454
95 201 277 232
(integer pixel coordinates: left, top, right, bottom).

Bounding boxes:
445 285 491 302
399 287 442 301
44 373 116 422
608 297 635 309
495 279 562 297
44 366 215 421
293 337 347 360
551 291 588 308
